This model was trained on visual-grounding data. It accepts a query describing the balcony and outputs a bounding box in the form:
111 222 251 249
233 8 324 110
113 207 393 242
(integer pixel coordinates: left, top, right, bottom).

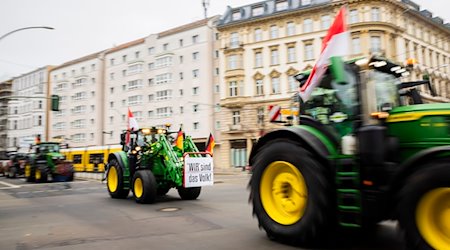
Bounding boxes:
221 96 248 108
223 42 244 54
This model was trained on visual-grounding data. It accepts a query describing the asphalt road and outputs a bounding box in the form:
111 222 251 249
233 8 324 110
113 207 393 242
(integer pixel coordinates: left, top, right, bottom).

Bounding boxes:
0 175 404 250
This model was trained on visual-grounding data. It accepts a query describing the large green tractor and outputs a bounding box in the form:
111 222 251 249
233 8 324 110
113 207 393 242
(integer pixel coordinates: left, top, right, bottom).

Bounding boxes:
25 142 74 183
249 56 450 249
105 127 214 203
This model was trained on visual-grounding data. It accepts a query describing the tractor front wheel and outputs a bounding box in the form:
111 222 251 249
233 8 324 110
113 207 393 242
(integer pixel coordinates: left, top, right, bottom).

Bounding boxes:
250 139 334 245
397 160 450 250
106 159 129 199
35 166 49 183
132 170 157 204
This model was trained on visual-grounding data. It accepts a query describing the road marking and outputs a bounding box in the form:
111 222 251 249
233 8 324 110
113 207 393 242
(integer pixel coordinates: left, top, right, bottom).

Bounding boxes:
0 181 21 189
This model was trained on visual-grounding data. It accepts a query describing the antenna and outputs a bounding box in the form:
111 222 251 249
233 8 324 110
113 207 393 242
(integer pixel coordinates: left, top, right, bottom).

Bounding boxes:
202 0 210 19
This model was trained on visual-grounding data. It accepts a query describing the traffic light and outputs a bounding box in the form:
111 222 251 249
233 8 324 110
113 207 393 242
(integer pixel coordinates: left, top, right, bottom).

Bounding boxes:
51 95 60 111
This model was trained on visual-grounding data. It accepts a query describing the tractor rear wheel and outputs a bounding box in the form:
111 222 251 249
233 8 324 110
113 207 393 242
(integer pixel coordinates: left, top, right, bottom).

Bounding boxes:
177 186 201 200
8 166 17 178
397 160 450 250
35 166 49 183
250 139 334 246
107 159 129 199
132 170 157 204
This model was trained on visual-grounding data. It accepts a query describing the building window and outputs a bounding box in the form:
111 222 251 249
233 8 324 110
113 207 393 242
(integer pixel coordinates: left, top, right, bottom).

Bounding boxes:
287 46 296 63
128 95 143 106
321 15 331 30
180 106 184 114
370 36 381 53
192 69 199 78
271 49 279 65
256 79 264 95
155 56 172 68
276 0 288 11
148 47 155 55
110 101 114 108
179 89 183 96
215 68 219 76
232 111 240 125
349 9 359 24
148 110 154 118
135 51 140 58
215 50 219 58
38 115 42 126
192 35 199 44
192 87 199 95
230 32 239 48
128 79 143 90
215 103 221 112
179 72 184 80
155 73 172 84
148 63 154 70
148 78 154 85
156 90 172 101
192 52 199 60
254 28 262 42
193 122 199 130
163 43 169 51
287 22 295 36
303 18 313 33
179 39 183 47
255 52 263 67
252 6 264 16
232 10 241 20
271 77 280 94
122 55 127 62
122 69 127 76
288 75 297 92
270 25 278 39
229 81 238 97
371 7 380 21
215 84 220 93
352 37 361 54
128 63 143 75
148 94 154 101
193 104 199 113
305 43 314 60
215 121 221 129
257 107 264 125
156 107 172 117
91 64 96 71
228 55 239 70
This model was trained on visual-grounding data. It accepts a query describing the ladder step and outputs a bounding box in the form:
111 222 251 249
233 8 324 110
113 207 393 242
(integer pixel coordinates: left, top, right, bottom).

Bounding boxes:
338 210 362 228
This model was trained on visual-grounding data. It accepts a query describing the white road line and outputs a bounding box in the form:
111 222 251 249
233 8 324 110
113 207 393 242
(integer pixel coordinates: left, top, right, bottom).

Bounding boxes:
0 181 21 189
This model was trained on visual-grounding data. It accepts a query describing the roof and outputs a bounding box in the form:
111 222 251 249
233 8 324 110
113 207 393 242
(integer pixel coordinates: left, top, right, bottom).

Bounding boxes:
158 16 218 38
52 50 105 71
105 37 146 54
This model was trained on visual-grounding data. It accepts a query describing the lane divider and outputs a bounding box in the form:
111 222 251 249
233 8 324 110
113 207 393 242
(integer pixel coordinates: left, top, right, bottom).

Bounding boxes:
0 181 21 190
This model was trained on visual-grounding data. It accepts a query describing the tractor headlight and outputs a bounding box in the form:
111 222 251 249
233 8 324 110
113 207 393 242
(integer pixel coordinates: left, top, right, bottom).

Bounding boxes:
132 150 137 154
135 146 141 151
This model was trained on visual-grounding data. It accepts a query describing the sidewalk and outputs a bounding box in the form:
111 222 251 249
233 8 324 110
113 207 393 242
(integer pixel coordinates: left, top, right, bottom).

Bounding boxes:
75 168 249 181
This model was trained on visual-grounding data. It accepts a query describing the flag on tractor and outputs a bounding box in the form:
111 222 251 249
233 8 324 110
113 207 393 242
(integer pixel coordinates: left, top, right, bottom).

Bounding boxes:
299 6 350 102
126 107 139 145
175 127 183 151
205 133 215 156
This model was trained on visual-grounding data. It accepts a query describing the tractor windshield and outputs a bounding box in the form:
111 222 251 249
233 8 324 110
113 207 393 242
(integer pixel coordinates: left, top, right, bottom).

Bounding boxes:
370 70 401 111
39 144 60 153
301 68 358 137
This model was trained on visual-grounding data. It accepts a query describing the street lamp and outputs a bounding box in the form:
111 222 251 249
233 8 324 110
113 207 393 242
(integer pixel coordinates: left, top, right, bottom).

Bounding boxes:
0 26 54 42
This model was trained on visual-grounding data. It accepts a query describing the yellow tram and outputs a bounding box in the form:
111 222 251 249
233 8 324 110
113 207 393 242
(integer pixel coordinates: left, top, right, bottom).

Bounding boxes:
60 145 122 172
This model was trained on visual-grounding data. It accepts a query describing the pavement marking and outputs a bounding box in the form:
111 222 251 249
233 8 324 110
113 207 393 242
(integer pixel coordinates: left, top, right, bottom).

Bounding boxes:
0 181 21 190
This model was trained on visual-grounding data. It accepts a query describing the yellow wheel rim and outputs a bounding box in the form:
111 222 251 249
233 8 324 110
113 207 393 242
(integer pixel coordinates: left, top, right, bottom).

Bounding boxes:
134 177 143 198
25 165 30 177
107 167 118 193
416 187 450 250
260 161 307 225
35 169 41 180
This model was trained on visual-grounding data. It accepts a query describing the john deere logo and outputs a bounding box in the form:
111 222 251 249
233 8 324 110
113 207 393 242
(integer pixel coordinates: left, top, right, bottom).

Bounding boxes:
330 112 348 123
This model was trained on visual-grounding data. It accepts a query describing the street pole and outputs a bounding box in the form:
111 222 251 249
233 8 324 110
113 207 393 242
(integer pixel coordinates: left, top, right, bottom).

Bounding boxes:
0 26 54 42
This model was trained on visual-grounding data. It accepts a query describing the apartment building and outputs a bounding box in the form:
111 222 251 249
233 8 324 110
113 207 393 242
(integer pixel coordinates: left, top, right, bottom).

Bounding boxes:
0 79 12 159
47 17 224 168
48 52 105 147
216 0 450 169
6 67 52 153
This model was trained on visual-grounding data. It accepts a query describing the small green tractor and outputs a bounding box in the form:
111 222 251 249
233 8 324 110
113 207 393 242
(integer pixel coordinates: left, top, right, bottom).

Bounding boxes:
25 142 74 182
249 56 450 249
105 127 214 203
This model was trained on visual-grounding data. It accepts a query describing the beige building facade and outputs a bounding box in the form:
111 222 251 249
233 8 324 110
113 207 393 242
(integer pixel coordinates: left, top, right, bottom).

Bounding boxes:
0 79 12 159
217 0 450 169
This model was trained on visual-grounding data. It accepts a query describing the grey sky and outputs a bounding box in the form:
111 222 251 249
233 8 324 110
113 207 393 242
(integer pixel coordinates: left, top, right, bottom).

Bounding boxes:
0 0 448 82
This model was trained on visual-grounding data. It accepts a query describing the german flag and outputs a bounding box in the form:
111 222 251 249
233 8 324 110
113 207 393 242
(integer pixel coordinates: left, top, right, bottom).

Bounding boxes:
205 133 215 156
175 127 183 151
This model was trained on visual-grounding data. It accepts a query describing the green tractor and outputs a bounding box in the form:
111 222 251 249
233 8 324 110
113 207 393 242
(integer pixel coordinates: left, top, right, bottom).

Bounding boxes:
249 56 450 249
105 127 214 203
25 142 74 183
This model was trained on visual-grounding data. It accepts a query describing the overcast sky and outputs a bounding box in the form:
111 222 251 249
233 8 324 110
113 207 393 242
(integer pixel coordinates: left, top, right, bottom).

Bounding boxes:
0 0 448 82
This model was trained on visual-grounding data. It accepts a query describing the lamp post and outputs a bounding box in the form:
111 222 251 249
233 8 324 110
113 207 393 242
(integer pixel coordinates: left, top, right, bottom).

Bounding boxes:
0 26 54 42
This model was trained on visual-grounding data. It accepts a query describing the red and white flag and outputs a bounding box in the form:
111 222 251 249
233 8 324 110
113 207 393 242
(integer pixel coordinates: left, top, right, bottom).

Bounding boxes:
126 107 139 145
299 6 350 102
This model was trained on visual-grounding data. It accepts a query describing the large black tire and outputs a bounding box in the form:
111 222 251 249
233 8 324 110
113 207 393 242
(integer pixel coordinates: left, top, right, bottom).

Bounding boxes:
7 166 17 178
35 166 49 183
132 170 157 204
397 160 450 250
250 139 334 246
106 159 130 199
177 186 201 200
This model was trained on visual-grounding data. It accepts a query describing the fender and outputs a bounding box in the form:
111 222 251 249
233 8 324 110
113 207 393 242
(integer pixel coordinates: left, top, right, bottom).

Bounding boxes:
389 145 450 194
249 125 338 166
107 151 130 181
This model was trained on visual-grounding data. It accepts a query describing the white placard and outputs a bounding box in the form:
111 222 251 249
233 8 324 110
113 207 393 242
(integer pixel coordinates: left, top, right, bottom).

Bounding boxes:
184 157 214 187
